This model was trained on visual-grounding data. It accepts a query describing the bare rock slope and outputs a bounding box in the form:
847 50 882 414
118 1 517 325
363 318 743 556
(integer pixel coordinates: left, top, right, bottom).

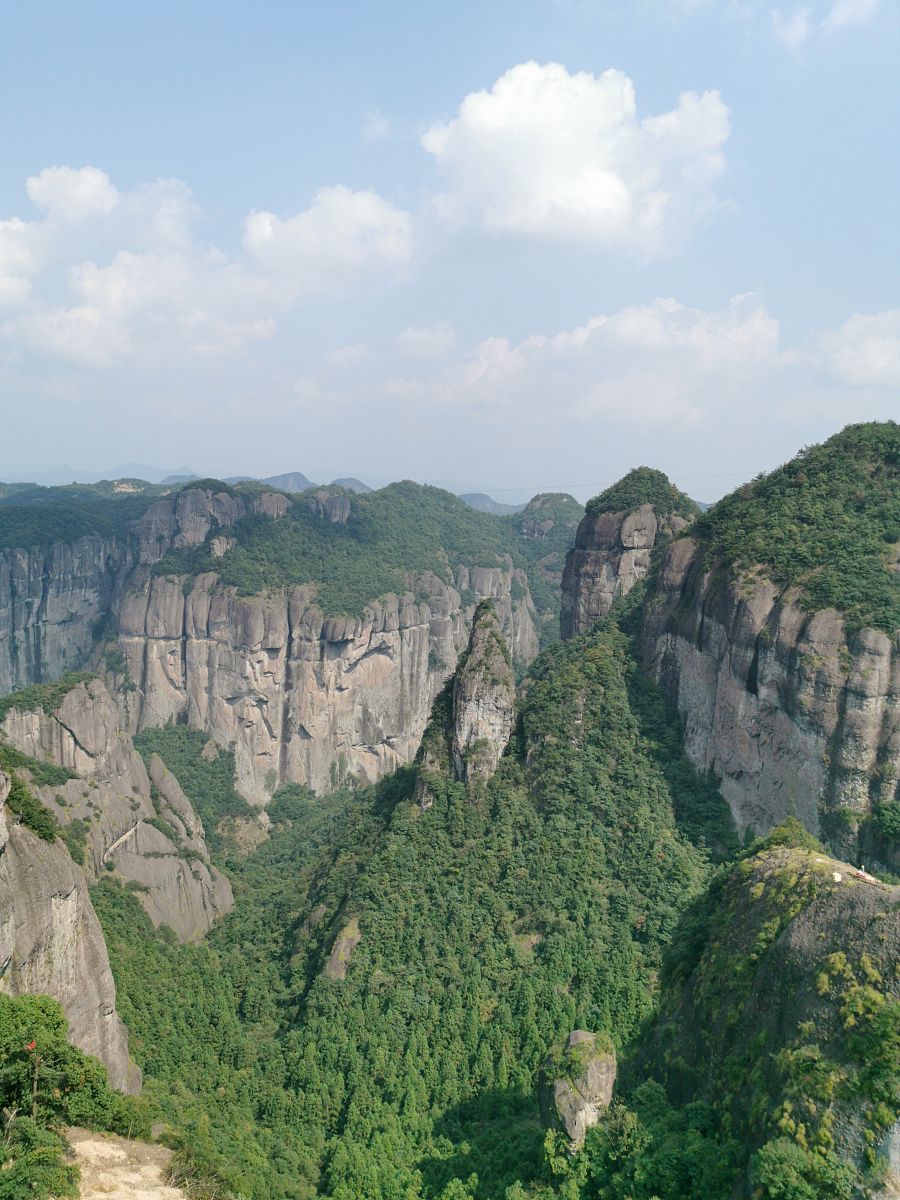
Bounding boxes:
0 770 139 1093
1 678 232 942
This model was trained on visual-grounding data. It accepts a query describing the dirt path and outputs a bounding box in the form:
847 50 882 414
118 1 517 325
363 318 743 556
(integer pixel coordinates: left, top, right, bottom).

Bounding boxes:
66 1127 188 1200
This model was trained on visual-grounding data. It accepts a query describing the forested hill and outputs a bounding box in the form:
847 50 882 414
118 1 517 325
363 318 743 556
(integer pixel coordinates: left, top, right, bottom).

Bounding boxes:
690 420 900 633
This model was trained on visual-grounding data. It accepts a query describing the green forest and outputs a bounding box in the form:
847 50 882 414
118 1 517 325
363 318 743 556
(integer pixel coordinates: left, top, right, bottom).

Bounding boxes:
692 421 900 633
85 607 745 1200
2 423 898 1200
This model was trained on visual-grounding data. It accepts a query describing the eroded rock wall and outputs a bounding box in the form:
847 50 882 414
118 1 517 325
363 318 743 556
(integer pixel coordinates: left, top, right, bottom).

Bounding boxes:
0 770 139 1093
642 538 900 848
561 505 688 639
1 680 232 941
0 486 542 804
116 564 538 803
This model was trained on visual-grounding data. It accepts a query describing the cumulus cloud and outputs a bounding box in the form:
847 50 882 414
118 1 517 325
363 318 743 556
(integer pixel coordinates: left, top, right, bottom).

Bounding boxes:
26 166 120 221
395 321 456 357
0 168 413 368
817 310 900 386
243 186 414 289
770 0 880 45
421 61 730 255
368 298 898 471
327 342 370 368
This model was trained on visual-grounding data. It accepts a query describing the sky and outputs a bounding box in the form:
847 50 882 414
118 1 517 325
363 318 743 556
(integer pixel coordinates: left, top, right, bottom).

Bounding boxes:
0 0 897 502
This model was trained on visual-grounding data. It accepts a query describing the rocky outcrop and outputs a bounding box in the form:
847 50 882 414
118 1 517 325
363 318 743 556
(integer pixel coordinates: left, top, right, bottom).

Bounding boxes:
0 770 139 1093
450 602 516 786
129 486 245 563
632 842 900 1196
561 503 689 639
541 1031 617 1151
642 542 900 850
1 679 232 941
116 564 537 804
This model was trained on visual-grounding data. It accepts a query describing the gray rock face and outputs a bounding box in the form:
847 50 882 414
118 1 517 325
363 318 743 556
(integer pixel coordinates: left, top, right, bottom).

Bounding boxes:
0 536 131 694
451 603 516 786
561 505 688 639
0 770 139 1093
541 1031 617 1150
117 564 537 804
642 539 900 848
1 679 232 942
0 484 540 806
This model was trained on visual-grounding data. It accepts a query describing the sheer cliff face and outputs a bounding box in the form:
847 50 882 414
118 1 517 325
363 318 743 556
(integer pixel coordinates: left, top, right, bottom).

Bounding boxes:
0 486 540 804
642 538 900 849
0 770 139 1094
560 505 688 639
1 680 232 942
0 537 130 694
116 563 538 804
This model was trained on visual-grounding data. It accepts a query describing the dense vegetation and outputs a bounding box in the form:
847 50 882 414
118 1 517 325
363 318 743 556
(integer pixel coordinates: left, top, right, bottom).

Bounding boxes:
0 483 162 549
578 827 900 1200
584 468 698 521
92 607 743 1199
132 726 256 857
0 994 148 1199
692 421 900 633
154 481 531 618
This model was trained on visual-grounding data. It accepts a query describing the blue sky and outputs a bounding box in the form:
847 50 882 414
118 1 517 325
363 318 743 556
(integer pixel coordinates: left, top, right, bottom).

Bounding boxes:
1 0 897 499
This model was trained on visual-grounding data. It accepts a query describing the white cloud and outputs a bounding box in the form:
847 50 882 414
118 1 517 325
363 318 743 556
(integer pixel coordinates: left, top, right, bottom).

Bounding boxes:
243 186 414 290
772 5 812 46
395 321 456 357
371 298 897 455
0 168 413 368
818 310 900 386
822 0 880 31
421 61 730 255
26 166 120 221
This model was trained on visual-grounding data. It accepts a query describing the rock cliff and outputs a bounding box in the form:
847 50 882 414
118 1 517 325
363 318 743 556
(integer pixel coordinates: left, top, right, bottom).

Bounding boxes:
0 769 139 1093
541 1030 617 1151
560 469 696 639
642 541 900 851
1 678 232 941
116 564 536 804
0 484 541 804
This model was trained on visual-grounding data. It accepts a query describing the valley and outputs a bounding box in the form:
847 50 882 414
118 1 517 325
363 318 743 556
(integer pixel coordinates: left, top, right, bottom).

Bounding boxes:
0 422 897 1200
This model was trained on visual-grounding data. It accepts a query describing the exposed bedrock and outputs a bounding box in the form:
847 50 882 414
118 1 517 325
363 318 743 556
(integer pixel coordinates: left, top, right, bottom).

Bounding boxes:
1 679 232 941
560 504 689 639
116 563 538 804
641 538 900 849
0 769 139 1093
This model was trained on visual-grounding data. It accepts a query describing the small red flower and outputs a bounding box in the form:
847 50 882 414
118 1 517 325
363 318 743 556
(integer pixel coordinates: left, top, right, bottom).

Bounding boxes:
25 1040 35 1052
